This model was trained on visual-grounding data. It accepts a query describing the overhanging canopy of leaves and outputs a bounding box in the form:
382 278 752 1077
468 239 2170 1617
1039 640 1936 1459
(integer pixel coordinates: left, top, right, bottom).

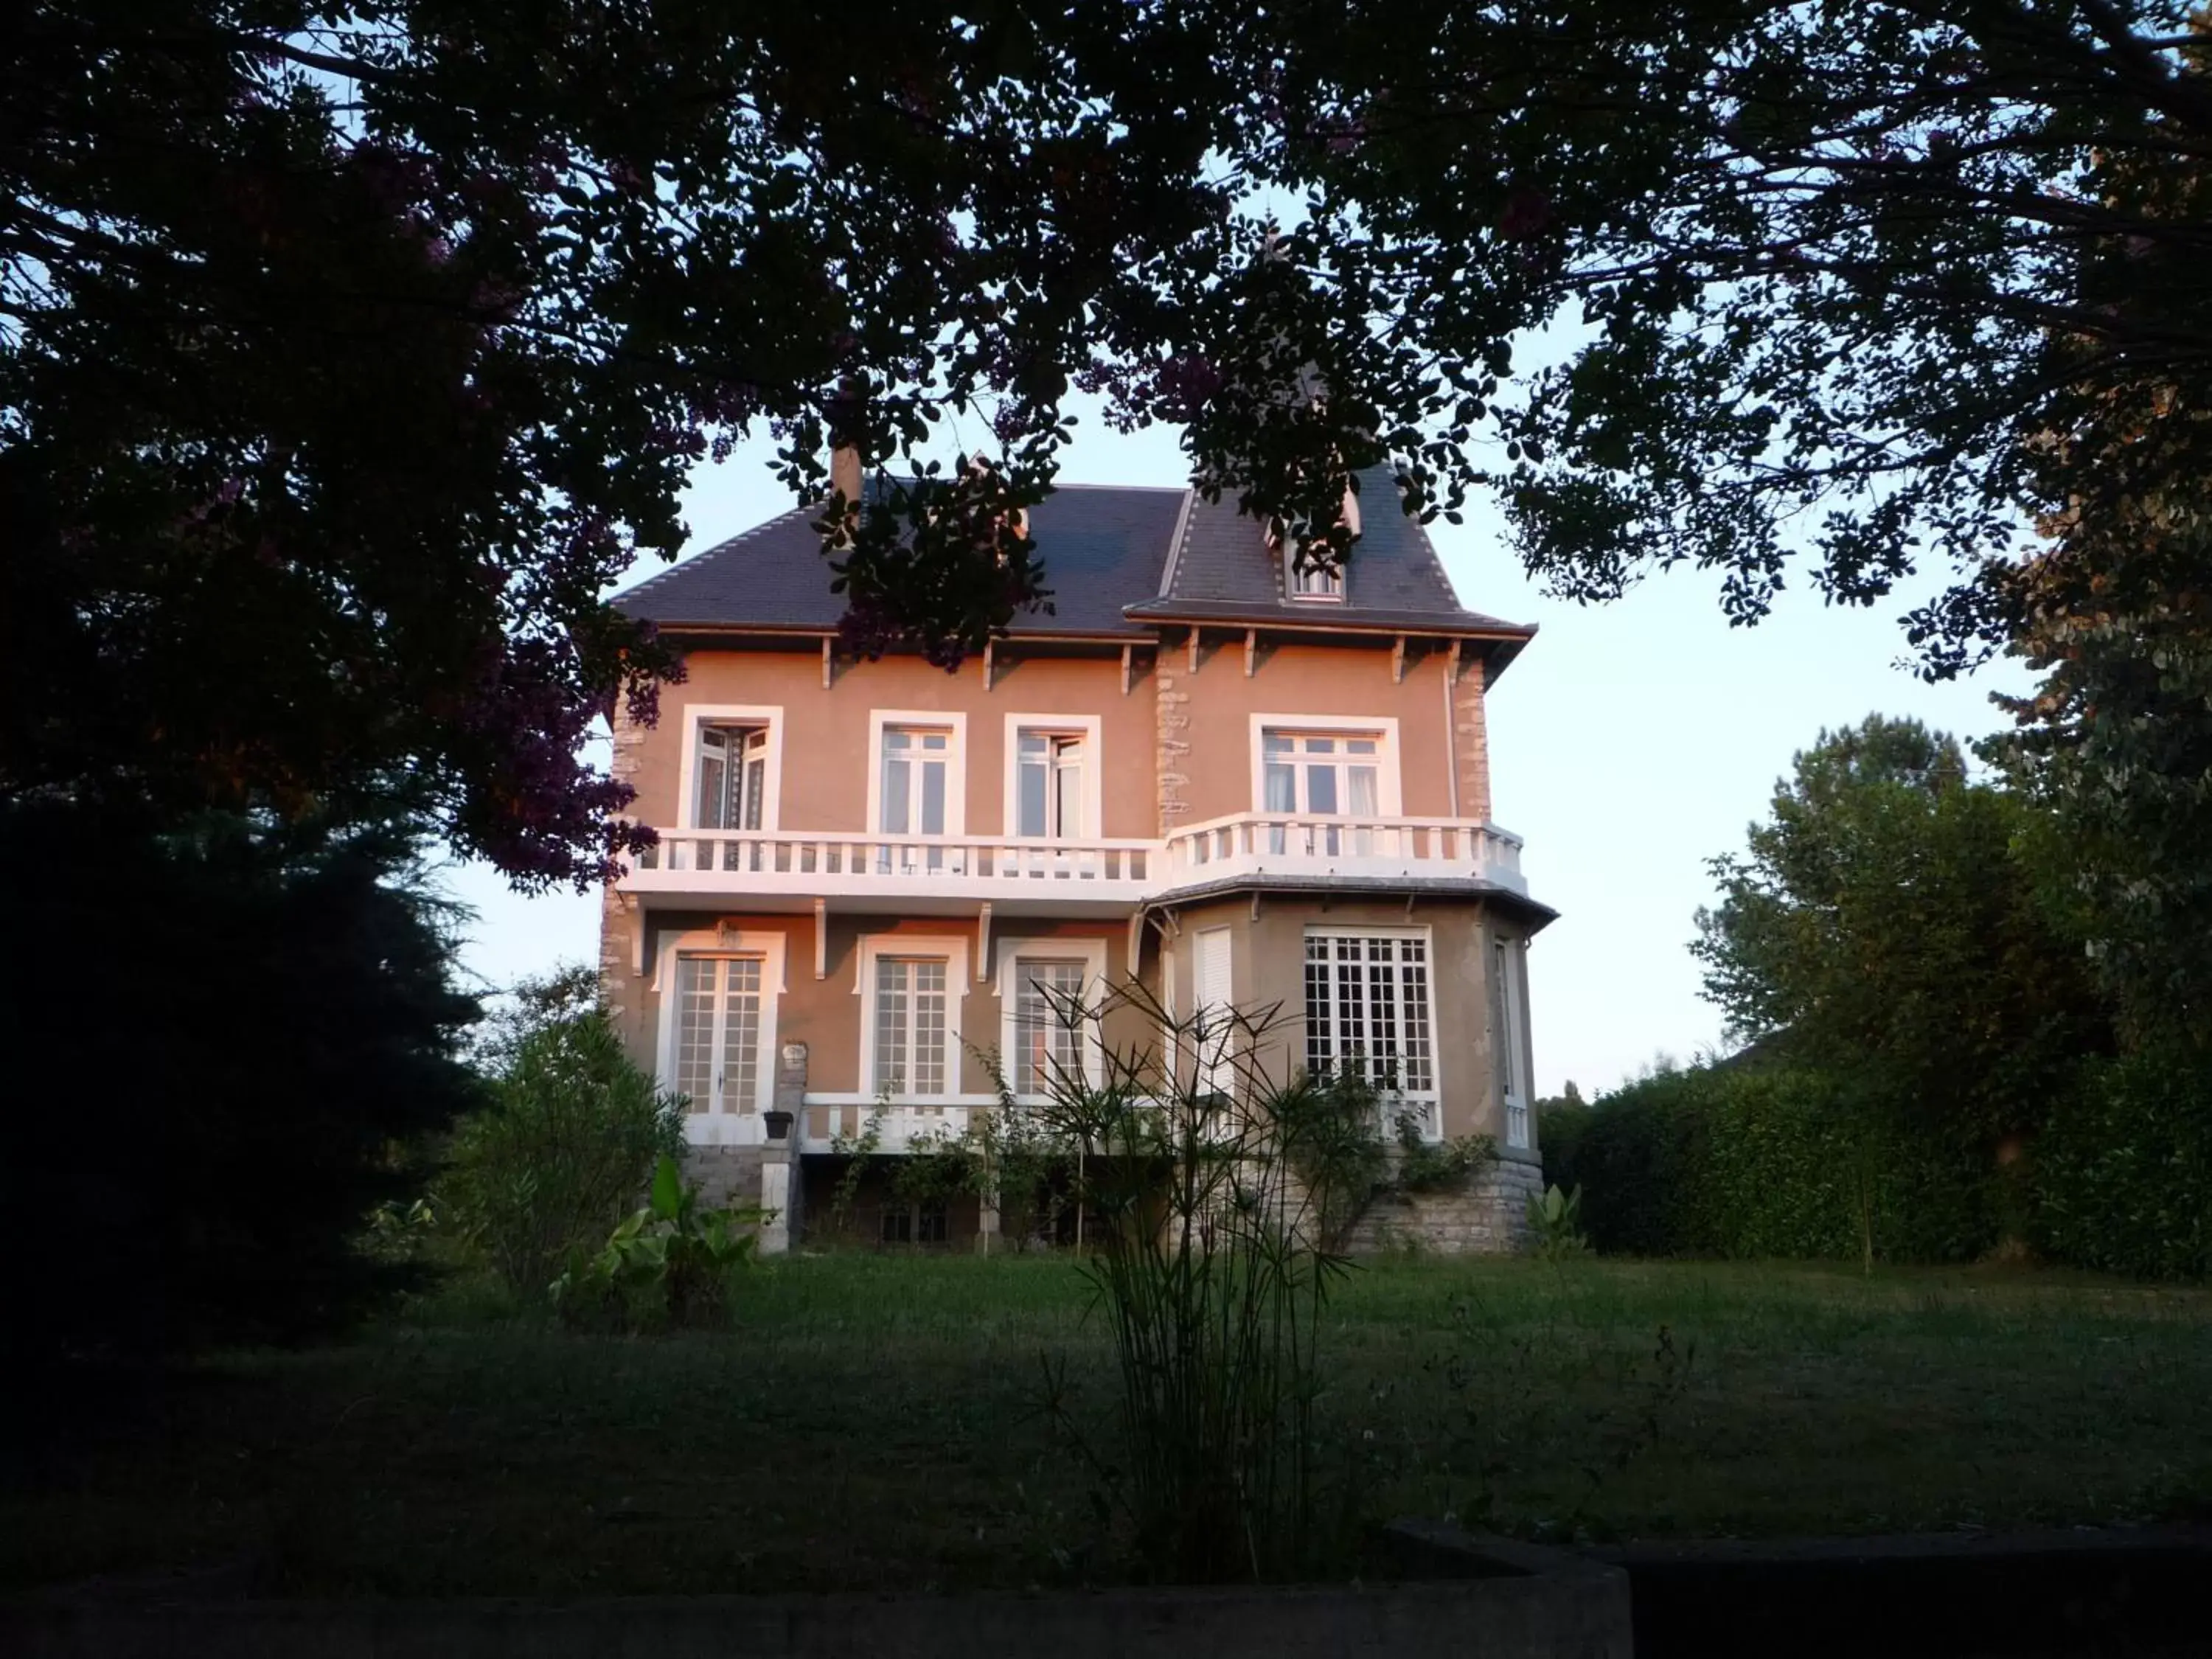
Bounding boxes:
1253 0 2211 658
8 2 2205 886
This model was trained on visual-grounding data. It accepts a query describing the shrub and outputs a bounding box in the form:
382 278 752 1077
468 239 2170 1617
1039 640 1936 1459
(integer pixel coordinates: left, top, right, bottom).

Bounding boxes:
1526 1183 1588 1259
437 970 684 1298
2033 1048 2212 1280
1557 1063 1998 1265
552 1155 763 1329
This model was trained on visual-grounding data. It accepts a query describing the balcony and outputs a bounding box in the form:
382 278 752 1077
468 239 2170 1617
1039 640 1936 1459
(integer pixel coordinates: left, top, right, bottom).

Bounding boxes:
623 830 1159 915
1158 813 1527 899
617 815 1529 912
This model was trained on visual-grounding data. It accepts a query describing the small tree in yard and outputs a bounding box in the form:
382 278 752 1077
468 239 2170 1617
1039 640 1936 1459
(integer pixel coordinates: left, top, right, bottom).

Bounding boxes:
439 966 684 1300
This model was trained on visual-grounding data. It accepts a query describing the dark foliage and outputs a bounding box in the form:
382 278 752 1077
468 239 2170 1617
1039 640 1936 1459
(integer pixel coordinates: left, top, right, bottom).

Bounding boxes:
0 800 482 1362
2032 1047 2212 1280
1544 1065 1999 1265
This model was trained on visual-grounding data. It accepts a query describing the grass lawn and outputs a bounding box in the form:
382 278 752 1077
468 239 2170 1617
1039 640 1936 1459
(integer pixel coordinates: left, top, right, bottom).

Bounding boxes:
9 1253 2210 1597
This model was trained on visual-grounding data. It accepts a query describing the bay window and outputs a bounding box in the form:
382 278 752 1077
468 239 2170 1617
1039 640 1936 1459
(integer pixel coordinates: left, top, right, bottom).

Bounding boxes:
1303 930 1439 1135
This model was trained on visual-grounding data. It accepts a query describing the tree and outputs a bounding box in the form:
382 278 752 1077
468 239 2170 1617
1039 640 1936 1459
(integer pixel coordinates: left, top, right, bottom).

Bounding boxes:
1252 1 2211 665
1692 716 2111 1151
3 3 1262 885
1 799 484 1362
11 4 2206 893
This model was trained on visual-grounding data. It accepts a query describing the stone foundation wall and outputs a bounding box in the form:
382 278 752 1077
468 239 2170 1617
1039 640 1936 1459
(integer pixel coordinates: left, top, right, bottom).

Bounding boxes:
684 1144 765 1211
1344 1155 1545 1256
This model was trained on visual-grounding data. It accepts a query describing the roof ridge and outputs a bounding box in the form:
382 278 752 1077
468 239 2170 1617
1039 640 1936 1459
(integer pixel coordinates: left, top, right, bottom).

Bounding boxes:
1158 487 1196 598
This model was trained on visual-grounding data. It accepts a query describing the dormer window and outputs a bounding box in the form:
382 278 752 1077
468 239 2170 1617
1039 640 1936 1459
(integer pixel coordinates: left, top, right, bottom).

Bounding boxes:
1285 546 1345 602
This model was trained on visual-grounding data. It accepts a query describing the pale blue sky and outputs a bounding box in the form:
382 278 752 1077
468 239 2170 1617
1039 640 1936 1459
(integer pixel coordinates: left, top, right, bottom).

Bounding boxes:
439 412 2030 1098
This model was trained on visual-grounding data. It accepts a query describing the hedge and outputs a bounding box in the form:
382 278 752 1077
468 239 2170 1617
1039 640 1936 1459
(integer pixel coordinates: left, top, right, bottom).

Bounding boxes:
1541 1065 1997 1265
2031 1048 2212 1281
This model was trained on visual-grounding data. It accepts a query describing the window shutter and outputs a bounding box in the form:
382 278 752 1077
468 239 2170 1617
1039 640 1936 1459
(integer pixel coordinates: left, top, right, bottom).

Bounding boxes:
1193 928 1232 1096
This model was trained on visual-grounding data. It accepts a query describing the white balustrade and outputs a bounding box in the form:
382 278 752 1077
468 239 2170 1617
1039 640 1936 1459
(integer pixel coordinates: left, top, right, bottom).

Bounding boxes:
623 816 1527 900
1159 813 1527 897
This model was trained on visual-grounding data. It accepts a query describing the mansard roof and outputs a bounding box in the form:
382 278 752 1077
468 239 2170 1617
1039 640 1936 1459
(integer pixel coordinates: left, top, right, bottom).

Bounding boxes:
614 467 1534 667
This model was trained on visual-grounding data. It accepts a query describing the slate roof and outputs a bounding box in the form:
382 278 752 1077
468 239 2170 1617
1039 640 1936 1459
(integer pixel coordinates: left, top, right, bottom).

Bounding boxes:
616 482 1185 639
615 468 1533 659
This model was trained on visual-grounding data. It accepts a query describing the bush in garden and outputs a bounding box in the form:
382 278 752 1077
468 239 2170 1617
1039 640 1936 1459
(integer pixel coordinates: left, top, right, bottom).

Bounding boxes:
437 967 684 1298
551 1156 764 1330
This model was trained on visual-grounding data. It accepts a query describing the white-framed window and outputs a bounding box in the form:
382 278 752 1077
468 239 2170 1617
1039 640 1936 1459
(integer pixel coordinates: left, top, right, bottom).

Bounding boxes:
1264 731 1382 816
874 956 948 1096
1248 714 1402 820
855 933 970 1102
1284 545 1346 601
652 926 787 1144
1191 926 1234 1098
1492 933 1531 1150
697 724 769 830
1303 928 1439 1136
995 936 1108 1099
867 711 967 838
1003 713 1102 841
675 704 785 832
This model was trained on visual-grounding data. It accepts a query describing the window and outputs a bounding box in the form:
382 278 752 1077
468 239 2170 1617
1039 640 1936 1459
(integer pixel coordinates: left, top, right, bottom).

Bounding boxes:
880 1200 947 1246
1018 733 1085 838
1004 714 1102 843
655 928 785 1143
869 712 968 864
879 726 952 835
1261 728 1385 857
996 939 1106 1099
1284 545 1345 601
872 956 948 1096
672 705 782 866
856 933 968 1103
1263 731 1380 817
672 956 764 1116
696 724 768 831
1492 935 1531 1150
1304 931 1438 1134
1012 959 1085 1094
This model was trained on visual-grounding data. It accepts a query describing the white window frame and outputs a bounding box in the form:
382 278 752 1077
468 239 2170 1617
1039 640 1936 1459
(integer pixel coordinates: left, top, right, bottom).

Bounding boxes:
651 926 787 1145
1283 543 1346 602
994 936 1109 1100
855 933 970 1102
866 710 968 838
1494 933 1531 1150
1301 924 1441 1140
1001 713 1103 841
675 704 785 832
1248 714 1403 816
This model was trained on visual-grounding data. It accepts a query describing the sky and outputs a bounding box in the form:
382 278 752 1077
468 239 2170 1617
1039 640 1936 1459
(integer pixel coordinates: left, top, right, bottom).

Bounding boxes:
437 411 2033 1100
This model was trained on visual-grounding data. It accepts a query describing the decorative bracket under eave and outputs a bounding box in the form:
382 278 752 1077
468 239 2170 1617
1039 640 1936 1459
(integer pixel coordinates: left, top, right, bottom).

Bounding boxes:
1245 628 1258 678
1392 634 1408 684
813 898 827 980
1125 908 1147 978
1445 639 1462 686
821 636 834 690
976 902 993 982
1186 628 1200 675
982 639 995 692
1121 643 1133 696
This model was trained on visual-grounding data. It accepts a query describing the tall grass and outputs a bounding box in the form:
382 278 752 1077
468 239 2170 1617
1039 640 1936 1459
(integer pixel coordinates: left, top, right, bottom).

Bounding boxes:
1026 985 1376 1583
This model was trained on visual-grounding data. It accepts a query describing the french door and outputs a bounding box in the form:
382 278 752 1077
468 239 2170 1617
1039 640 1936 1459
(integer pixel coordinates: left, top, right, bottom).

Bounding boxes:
672 956 763 1119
